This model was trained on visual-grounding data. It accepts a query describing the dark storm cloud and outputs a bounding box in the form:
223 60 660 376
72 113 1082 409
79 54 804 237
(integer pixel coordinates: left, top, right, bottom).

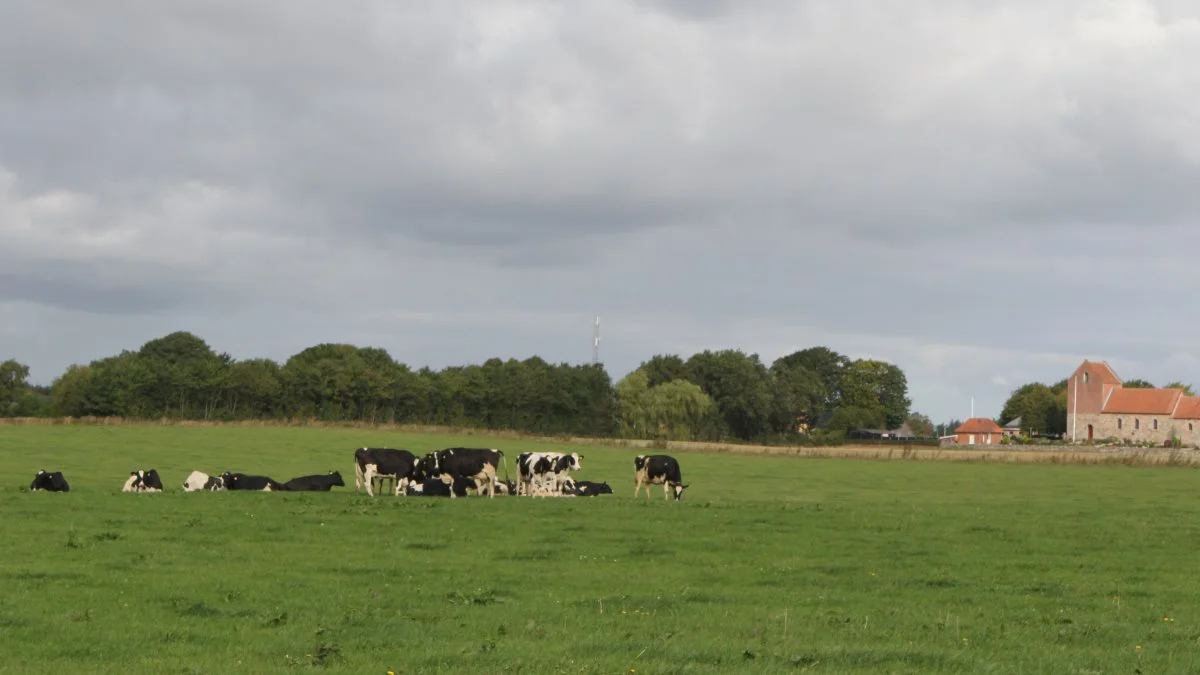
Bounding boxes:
2 0 1200 420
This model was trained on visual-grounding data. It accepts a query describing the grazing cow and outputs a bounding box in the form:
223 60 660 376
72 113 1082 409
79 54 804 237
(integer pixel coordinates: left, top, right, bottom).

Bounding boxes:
221 472 288 491
516 451 583 496
182 470 225 492
405 474 475 498
571 480 613 497
634 454 688 501
283 471 345 492
354 447 421 497
29 470 70 492
418 447 507 498
122 469 164 492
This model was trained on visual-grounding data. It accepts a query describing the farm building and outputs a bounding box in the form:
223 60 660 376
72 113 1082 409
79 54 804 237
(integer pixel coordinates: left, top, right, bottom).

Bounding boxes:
953 418 1005 445
1065 360 1200 445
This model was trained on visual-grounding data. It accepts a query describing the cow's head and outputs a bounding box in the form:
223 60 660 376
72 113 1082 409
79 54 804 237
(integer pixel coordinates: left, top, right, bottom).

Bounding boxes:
327 471 345 487
417 453 439 478
672 483 689 501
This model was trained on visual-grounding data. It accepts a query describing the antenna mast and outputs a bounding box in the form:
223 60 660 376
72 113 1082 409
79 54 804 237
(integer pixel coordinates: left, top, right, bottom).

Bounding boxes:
592 316 601 365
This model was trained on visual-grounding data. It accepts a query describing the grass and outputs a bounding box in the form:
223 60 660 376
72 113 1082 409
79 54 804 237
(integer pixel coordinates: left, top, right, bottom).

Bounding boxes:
2 424 1200 673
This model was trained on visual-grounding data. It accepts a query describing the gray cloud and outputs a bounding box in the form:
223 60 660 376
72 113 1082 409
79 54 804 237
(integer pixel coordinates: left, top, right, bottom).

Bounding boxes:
3 0 1200 421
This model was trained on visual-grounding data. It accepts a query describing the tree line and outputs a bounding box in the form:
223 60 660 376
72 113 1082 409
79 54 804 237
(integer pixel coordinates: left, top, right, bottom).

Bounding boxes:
1 331 926 443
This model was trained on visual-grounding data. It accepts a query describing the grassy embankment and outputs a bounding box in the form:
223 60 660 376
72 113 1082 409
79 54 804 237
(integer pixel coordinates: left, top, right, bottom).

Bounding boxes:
1 424 1199 673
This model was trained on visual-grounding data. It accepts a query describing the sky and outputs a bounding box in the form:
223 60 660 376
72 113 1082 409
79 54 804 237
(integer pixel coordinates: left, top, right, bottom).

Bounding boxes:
3 0 1200 424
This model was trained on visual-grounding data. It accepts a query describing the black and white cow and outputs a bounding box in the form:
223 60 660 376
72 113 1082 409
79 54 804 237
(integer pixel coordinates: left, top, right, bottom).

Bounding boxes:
405 474 476 498
182 470 225 492
570 480 613 497
634 454 688 501
516 451 583 496
30 470 70 492
354 447 421 496
122 469 164 492
418 447 506 498
221 472 288 491
283 471 345 492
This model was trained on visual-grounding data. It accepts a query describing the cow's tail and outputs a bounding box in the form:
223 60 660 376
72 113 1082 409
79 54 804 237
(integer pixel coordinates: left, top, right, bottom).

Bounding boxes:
497 449 510 484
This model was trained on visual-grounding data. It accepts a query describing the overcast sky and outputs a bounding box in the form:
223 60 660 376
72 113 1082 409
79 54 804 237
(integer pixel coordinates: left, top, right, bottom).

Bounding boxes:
3 0 1199 423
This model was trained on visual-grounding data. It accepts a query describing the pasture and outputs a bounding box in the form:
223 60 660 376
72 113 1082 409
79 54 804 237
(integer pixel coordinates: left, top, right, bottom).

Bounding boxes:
2 425 1200 674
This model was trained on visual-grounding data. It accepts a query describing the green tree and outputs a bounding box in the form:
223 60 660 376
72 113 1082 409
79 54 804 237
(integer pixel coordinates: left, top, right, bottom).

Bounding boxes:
223 359 282 419
773 347 849 415
615 370 653 438
50 364 94 416
906 412 935 437
840 359 911 429
999 383 1066 435
0 359 31 416
138 331 229 417
1123 379 1154 388
639 354 688 388
685 349 774 440
768 363 826 435
825 405 886 433
1164 381 1196 395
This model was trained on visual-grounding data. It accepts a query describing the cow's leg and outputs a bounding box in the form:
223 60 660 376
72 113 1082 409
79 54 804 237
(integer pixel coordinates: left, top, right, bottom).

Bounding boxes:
364 465 377 497
354 462 365 493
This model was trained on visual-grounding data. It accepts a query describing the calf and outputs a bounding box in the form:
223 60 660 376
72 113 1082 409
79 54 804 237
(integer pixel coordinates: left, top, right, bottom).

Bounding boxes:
29 470 70 492
354 447 421 496
221 472 288 491
571 480 613 497
182 470 225 492
283 471 346 492
418 447 506 498
122 469 164 492
634 454 688 501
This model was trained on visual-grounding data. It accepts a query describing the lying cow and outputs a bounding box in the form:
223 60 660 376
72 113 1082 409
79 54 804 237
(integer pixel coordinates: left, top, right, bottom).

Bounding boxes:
405 474 476 498
30 470 70 492
283 471 345 491
354 447 420 496
122 469 164 492
182 470 225 492
634 454 688 501
418 447 506 498
221 472 288 491
571 480 613 497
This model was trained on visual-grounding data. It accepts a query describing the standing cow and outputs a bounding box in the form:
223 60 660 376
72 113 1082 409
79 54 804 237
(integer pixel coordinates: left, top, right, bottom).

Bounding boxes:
634 454 688 501
418 447 507 498
516 451 583 496
354 448 421 496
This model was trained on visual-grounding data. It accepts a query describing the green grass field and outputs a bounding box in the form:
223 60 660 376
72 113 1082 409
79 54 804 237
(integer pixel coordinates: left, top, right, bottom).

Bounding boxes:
2 424 1200 674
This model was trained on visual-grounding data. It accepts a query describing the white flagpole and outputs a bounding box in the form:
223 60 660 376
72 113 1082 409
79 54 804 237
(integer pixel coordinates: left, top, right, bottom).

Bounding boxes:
1072 374 1078 442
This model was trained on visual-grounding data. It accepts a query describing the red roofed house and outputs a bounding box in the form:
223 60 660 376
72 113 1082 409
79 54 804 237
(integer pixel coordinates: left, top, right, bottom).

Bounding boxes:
1066 360 1200 444
954 418 1005 445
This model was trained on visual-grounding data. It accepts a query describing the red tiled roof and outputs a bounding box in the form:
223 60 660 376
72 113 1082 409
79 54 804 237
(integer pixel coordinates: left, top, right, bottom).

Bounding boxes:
1077 360 1121 385
1102 388 1182 415
955 418 1004 434
1172 396 1200 420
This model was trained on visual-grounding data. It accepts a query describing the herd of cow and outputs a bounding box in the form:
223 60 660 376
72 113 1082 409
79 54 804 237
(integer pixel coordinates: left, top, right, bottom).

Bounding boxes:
26 447 691 501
